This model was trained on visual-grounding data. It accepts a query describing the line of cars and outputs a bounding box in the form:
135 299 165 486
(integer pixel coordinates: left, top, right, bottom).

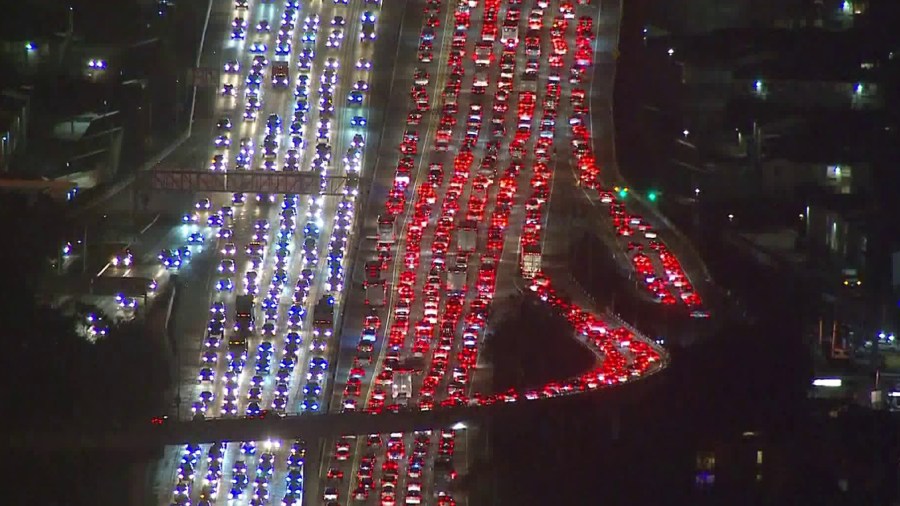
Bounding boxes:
555 7 705 313
169 0 381 503
320 0 555 503
314 0 664 502
498 0 667 396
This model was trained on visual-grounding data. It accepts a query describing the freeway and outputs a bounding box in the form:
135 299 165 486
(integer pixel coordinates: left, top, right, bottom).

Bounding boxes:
122 0 395 504
566 0 719 318
49 1 713 505
305 0 673 505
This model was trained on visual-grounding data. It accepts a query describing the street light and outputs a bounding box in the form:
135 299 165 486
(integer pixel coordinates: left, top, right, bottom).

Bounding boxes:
25 42 36 51
682 129 689 138
694 188 700 197
727 213 734 222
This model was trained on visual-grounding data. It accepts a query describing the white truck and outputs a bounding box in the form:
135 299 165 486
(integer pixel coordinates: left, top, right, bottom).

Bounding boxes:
377 215 395 244
473 71 488 94
520 242 542 279
456 220 477 252
446 266 467 295
392 371 413 406
501 21 519 48
474 42 492 67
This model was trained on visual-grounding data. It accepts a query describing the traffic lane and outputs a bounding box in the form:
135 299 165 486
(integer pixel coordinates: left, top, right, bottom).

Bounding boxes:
156 0 314 496
573 4 717 310
317 0 441 495
151 0 262 498
197 0 320 488
326 0 432 406
363 0 427 189
350 0 490 494
177 204 259 422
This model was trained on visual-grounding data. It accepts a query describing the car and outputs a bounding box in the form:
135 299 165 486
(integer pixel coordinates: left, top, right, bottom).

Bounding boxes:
249 42 267 53
303 381 322 396
326 29 343 47
198 367 215 383
256 20 270 32
275 41 291 55
301 396 320 411
216 279 234 292
224 60 240 73
350 116 367 127
218 259 236 273
347 90 363 104
356 58 372 70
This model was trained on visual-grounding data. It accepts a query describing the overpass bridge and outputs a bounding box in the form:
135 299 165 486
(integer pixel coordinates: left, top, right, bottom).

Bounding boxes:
139 168 356 195
0 370 665 453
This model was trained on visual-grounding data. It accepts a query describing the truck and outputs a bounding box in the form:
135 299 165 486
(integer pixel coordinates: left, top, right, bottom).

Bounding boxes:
365 279 386 307
501 21 519 48
391 371 413 405
520 242 542 279
271 61 289 87
230 295 255 352
364 260 382 284
456 220 477 253
473 71 488 94
521 70 538 92
312 295 335 337
474 42 492 66
446 266 467 295
376 215 395 244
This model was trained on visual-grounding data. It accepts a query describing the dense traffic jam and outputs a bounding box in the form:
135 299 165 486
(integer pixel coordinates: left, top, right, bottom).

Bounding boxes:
316 0 664 505
167 0 381 505
155 0 701 504
560 19 705 312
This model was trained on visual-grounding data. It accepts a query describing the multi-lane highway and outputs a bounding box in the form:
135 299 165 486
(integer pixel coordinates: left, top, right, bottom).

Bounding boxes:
135 0 391 504
311 1 671 505
55 1 712 505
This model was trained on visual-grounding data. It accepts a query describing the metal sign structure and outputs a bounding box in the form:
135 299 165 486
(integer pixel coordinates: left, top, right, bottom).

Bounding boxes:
141 169 354 196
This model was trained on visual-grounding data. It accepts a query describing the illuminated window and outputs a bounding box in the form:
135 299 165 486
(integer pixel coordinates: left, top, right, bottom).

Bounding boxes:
756 450 764 465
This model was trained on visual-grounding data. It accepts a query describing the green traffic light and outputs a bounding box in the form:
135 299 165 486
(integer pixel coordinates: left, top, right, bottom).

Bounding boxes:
618 189 628 198
647 191 658 202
